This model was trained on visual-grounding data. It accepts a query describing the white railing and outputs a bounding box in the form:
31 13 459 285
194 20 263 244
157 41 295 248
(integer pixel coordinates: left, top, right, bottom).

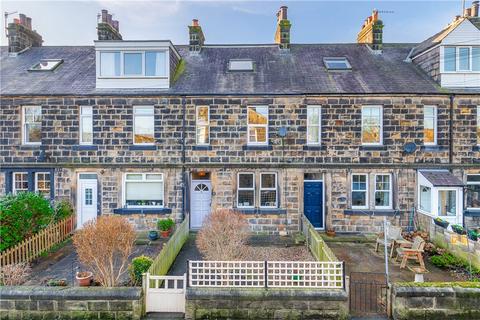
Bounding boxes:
189 261 265 287
267 261 343 288
188 260 344 289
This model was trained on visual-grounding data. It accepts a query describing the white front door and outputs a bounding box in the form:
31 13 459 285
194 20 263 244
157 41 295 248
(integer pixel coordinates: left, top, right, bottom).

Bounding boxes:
190 181 212 229
77 174 98 228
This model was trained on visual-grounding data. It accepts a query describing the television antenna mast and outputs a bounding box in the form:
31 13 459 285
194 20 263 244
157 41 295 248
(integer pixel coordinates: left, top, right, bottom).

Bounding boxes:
4 11 17 38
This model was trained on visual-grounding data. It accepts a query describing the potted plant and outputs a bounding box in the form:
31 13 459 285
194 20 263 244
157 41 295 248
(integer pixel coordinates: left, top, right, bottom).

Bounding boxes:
433 217 449 228
157 218 175 238
467 229 479 241
451 224 466 235
148 230 158 241
326 228 336 237
76 271 93 287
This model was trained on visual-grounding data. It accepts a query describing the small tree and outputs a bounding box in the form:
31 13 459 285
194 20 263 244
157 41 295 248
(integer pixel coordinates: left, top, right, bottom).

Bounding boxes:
196 209 249 260
73 215 136 287
0 263 32 286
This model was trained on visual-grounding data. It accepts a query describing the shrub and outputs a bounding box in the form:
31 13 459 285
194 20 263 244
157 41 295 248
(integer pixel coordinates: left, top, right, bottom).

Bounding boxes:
0 192 53 251
129 255 153 286
54 200 74 221
196 209 249 260
0 263 32 286
73 215 136 287
157 218 175 231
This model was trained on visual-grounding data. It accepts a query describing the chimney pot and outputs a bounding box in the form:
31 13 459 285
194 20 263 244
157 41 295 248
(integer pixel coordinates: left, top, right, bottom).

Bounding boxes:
465 7 472 16
107 13 112 25
13 18 20 24
192 19 199 27
26 17 32 30
19 14 26 26
101 9 108 23
472 1 479 16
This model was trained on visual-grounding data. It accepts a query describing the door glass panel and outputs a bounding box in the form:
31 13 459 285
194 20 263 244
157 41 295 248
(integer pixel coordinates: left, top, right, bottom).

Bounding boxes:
79 173 97 180
85 188 93 206
438 190 456 216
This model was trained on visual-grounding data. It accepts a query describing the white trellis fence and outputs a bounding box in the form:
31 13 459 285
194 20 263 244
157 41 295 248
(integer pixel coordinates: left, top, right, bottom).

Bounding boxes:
188 260 344 289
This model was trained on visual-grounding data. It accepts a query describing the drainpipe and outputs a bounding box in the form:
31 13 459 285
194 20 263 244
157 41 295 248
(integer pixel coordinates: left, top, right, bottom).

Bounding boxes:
449 94 454 165
181 96 187 221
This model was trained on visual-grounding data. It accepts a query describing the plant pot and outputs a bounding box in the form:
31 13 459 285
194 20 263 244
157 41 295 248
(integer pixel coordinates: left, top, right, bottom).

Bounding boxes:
148 230 158 241
433 219 449 228
160 229 171 238
326 229 336 237
452 227 466 235
467 231 479 241
76 271 93 287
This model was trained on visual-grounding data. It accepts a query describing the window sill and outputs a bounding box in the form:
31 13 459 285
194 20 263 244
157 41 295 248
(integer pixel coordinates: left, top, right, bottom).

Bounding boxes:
420 145 448 152
235 208 287 215
344 209 398 216
18 144 41 150
73 145 98 151
464 210 480 217
192 145 213 151
129 145 157 151
242 145 273 151
113 207 172 215
303 145 326 151
359 145 387 151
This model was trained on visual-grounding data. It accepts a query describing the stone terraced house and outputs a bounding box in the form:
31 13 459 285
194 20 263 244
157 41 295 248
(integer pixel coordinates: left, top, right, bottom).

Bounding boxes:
1 5 479 234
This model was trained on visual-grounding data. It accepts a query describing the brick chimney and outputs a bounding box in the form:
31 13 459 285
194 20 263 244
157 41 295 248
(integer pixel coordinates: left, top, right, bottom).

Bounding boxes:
274 6 291 50
357 10 384 52
188 19 205 53
97 9 122 40
6 13 43 53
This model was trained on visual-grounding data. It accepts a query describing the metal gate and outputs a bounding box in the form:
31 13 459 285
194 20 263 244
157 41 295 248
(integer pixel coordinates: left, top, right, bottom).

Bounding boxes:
349 272 388 317
145 273 186 313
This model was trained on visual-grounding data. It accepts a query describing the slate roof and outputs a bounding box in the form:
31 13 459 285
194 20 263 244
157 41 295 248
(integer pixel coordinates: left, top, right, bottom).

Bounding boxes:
0 43 442 96
420 171 464 187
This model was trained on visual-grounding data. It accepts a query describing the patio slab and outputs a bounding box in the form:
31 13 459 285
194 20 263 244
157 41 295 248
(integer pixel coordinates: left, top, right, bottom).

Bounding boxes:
327 240 456 283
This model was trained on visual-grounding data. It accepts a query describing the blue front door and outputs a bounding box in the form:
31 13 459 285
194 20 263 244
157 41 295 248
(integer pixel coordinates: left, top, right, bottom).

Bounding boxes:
304 181 324 229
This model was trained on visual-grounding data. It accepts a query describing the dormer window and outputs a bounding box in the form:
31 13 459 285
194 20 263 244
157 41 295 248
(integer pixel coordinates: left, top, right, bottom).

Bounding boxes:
229 59 254 71
443 46 480 72
99 51 167 77
29 59 63 71
324 57 351 70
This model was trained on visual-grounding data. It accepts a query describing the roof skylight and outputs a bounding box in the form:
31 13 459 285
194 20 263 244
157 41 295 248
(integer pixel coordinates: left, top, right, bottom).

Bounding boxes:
228 59 254 71
29 59 63 71
323 57 351 70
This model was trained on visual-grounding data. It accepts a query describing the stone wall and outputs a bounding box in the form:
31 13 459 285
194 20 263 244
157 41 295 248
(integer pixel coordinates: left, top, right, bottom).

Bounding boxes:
185 287 349 319
392 284 480 320
0 286 143 320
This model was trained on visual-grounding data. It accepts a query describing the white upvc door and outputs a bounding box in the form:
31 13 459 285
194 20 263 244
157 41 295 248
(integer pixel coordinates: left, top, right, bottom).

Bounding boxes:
77 176 98 228
190 180 212 229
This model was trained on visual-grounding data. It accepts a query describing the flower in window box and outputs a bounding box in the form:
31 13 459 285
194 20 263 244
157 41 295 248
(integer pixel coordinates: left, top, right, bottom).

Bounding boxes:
451 224 466 235
433 217 449 228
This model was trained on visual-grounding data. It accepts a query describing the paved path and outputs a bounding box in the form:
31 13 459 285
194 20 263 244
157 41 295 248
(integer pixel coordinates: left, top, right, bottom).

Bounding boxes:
167 233 201 276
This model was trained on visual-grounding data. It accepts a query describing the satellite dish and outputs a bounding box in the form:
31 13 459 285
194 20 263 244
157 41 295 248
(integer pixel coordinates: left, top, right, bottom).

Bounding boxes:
278 127 287 137
403 142 417 154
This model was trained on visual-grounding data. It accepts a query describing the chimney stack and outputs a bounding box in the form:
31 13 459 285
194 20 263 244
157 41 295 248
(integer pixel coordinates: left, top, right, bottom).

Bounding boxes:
6 13 43 53
97 9 122 40
357 10 384 52
189 19 205 53
473 1 479 16
274 6 291 50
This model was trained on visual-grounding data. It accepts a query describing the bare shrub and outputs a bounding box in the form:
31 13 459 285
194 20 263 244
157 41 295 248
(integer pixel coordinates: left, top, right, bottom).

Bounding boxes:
196 209 250 260
73 215 136 287
0 263 32 286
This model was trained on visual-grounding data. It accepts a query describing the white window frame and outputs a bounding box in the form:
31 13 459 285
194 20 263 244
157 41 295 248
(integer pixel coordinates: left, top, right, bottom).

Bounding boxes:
419 185 432 214
22 105 42 145
12 172 29 194
441 46 480 73
79 106 93 145
237 172 255 209
307 106 322 145
99 50 169 78
351 173 368 210
247 106 269 146
437 188 458 217
35 172 51 196
122 173 164 208
466 174 480 211
323 57 352 70
374 174 392 210
133 106 155 145
259 172 278 209
361 105 383 146
196 106 210 145
424 105 437 145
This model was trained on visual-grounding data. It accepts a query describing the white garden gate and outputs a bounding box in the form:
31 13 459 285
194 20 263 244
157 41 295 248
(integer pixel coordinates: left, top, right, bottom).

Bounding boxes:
144 273 186 313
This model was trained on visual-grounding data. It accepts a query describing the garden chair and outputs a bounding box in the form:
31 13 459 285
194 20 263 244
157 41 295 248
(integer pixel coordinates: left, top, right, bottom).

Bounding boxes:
375 226 406 258
395 236 426 269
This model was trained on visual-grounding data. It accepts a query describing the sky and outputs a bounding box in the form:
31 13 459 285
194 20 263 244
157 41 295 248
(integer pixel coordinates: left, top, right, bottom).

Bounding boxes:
0 0 466 46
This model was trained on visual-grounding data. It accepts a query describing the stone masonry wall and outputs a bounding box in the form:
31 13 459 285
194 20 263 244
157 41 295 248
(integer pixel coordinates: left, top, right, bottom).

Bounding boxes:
0 286 143 320
186 287 349 320
392 284 480 320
